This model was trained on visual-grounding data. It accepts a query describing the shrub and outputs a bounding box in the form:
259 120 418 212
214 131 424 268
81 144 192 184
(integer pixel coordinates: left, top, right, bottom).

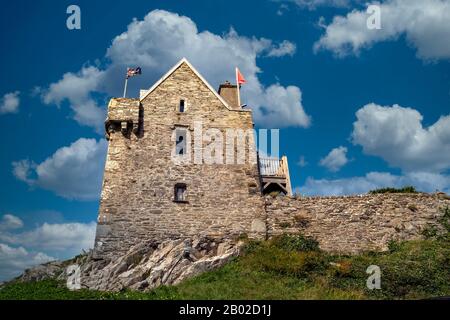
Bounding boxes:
270 234 320 252
369 186 417 194
388 240 401 253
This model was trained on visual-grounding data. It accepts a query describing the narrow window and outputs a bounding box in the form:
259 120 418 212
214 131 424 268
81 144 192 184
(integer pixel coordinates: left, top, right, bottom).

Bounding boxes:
179 99 185 113
176 129 186 155
174 183 187 202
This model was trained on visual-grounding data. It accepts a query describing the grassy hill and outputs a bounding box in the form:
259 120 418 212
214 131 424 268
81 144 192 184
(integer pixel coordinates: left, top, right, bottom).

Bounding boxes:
1 207 449 300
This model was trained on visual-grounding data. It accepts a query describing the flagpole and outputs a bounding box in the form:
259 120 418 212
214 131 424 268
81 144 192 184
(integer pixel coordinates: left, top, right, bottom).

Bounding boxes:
236 67 241 107
123 77 128 98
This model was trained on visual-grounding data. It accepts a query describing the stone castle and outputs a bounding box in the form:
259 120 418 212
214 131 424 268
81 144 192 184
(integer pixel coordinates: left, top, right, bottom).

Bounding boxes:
94 58 294 260
93 58 449 262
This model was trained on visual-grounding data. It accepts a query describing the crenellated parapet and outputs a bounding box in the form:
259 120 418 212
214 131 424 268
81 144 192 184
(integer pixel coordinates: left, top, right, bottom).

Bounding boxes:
105 98 141 139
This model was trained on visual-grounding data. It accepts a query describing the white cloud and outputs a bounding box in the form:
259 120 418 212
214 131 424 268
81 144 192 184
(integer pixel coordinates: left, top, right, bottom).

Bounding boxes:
351 103 450 173
42 67 106 132
319 146 348 172
297 155 308 167
277 3 290 16
43 10 309 130
0 217 96 281
251 84 310 127
0 243 54 281
314 0 450 60
12 159 34 184
266 40 297 57
0 214 24 231
298 171 450 196
0 91 20 114
12 138 107 201
0 222 96 254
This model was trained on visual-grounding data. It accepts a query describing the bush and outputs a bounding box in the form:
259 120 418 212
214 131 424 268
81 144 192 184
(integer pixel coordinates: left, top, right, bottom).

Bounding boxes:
270 234 320 252
369 186 417 194
388 240 402 253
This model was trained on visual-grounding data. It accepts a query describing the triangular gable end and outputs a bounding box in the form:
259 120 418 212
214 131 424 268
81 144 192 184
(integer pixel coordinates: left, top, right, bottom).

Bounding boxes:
140 58 232 110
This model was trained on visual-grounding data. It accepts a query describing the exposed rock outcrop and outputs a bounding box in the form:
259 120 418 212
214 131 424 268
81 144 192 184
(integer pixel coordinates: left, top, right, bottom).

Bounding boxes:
17 237 242 292
18 261 68 283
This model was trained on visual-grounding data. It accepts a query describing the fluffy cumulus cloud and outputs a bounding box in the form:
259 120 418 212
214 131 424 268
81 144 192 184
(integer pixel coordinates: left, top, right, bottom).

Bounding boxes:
319 146 348 172
0 222 96 254
351 103 450 173
299 171 450 196
314 0 450 60
12 138 107 201
43 10 309 130
0 214 96 281
0 243 54 281
0 214 24 231
42 67 106 132
0 91 20 114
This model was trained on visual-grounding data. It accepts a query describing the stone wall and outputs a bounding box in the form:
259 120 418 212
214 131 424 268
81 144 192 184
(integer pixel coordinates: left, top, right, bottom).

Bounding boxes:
265 193 449 253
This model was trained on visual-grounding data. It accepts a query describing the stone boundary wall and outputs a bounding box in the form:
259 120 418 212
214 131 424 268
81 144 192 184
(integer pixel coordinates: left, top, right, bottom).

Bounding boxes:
264 193 449 253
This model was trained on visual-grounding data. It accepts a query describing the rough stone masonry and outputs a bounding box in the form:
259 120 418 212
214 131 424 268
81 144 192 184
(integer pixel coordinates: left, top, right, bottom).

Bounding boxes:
94 58 449 261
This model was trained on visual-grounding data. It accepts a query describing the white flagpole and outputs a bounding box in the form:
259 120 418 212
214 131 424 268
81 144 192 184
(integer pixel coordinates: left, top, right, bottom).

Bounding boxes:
236 67 241 107
123 77 128 98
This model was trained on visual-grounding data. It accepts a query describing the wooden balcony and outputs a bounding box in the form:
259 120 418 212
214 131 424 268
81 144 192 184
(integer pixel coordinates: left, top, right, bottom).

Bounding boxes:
259 155 292 196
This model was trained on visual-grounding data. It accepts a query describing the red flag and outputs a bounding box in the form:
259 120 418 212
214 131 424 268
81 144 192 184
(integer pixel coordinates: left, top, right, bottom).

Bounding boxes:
236 68 246 85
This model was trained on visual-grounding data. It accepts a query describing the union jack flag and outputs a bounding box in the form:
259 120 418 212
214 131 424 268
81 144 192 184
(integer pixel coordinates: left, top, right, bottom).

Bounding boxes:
126 67 142 79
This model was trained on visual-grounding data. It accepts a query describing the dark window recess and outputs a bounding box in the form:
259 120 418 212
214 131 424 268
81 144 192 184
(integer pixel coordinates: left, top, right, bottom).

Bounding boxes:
179 99 185 112
174 183 187 202
176 130 186 155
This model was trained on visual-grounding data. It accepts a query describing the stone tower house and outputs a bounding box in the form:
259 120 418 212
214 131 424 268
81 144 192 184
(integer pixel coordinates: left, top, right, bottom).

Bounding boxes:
94 58 292 259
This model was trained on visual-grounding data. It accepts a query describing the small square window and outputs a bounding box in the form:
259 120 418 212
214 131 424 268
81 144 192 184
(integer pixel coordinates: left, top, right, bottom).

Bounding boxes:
174 183 187 202
179 99 185 113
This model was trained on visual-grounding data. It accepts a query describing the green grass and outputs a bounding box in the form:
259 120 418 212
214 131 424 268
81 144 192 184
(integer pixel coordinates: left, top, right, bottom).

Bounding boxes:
1 231 449 300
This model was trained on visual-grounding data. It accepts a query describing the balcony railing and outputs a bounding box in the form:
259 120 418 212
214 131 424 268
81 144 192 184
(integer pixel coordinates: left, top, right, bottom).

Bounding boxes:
258 155 292 196
259 157 287 177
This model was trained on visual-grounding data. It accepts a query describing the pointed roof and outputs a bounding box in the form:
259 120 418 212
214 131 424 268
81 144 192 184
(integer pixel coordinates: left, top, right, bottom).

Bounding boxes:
140 58 236 111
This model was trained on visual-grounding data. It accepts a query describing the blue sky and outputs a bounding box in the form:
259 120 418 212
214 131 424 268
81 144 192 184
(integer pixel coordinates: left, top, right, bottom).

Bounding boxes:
0 0 449 280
